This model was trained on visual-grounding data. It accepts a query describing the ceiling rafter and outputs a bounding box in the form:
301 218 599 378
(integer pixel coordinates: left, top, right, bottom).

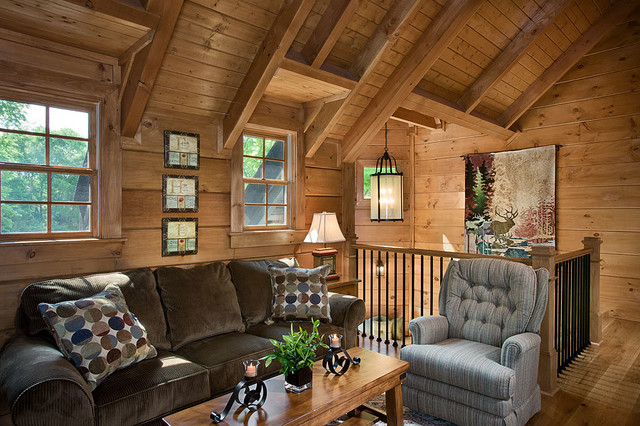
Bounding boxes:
457 0 573 114
221 0 315 151
303 0 423 158
341 0 483 163
120 0 183 138
60 0 160 28
301 0 360 67
498 0 639 129
391 107 439 129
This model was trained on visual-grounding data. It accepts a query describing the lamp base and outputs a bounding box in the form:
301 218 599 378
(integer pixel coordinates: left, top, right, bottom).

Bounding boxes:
312 248 338 279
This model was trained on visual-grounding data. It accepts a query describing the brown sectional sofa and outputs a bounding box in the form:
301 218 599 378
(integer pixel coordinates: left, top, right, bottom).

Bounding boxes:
0 259 365 425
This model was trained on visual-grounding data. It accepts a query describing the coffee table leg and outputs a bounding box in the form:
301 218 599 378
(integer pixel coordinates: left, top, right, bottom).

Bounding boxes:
385 384 403 426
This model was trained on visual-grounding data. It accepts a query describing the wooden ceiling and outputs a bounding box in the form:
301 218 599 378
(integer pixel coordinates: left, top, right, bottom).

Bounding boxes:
1 0 638 161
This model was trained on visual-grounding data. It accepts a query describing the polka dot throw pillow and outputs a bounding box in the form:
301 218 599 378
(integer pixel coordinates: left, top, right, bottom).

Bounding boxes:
268 264 332 323
38 283 157 390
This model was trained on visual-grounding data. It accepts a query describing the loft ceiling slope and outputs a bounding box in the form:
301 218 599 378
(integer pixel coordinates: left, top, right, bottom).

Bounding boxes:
341 0 484 163
221 0 315 152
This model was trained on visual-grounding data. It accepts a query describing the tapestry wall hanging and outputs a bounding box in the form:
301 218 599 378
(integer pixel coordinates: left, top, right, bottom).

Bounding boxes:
464 145 556 258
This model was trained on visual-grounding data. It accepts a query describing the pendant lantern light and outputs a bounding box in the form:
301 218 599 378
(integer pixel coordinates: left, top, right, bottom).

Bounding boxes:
371 123 403 222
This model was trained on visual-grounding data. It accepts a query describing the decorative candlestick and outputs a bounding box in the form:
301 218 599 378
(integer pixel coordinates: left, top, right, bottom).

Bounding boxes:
322 334 361 376
210 360 267 423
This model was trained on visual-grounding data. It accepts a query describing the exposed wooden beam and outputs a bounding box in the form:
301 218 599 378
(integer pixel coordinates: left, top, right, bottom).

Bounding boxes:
498 0 639 129
281 56 357 90
120 0 183 137
350 0 423 81
342 0 483 163
222 0 315 151
60 0 160 28
391 107 438 129
458 0 572 113
301 0 360 67
303 91 350 131
305 0 422 158
404 88 514 140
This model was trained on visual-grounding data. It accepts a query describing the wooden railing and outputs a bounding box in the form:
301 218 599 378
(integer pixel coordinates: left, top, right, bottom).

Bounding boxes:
349 237 602 395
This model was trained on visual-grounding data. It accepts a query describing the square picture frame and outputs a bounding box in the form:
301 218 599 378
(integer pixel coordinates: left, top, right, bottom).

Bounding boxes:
162 218 198 256
162 175 199 212
164 130 200 169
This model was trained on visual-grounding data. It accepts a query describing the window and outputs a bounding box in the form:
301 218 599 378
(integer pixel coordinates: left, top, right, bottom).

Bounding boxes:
362 165 395 199
0 98 95 238
242 132 289 228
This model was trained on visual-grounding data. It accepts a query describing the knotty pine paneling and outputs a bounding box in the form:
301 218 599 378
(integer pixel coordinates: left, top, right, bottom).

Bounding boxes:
414 21 640 321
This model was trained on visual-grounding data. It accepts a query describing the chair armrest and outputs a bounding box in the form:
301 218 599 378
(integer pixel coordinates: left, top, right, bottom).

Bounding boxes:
0 334 95 426
328 292 365 349
408 315 448 345
501 333 542 404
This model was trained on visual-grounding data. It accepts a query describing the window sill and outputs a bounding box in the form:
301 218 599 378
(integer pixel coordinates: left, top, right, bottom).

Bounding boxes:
0 237 127 263
229 230 307 248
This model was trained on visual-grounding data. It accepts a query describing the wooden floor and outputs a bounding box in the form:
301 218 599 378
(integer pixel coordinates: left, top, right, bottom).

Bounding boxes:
358 316 640 425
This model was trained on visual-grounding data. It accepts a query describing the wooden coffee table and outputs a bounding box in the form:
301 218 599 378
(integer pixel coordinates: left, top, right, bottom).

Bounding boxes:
162 346 409 426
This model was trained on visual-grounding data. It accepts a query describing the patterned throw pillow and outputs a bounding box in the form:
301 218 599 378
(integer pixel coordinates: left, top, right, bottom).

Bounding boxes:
38 283 157 390
268 264 332 322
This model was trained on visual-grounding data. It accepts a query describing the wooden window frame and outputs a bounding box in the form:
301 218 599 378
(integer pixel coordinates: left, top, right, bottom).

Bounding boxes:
0 95 97 240
230 124 306 248
0 88 122 244
241 130 290 230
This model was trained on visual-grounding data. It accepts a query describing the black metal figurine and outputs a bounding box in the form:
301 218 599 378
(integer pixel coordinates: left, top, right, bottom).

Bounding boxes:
211 360 267 423
322 334 361 376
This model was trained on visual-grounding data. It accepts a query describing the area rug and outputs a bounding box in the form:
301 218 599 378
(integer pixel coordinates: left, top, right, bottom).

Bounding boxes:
327 394 456 426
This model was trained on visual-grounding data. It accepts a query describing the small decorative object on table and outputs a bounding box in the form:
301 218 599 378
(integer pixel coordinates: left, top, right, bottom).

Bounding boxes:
322 333 361 376
262 319 328 393
210 360 267 423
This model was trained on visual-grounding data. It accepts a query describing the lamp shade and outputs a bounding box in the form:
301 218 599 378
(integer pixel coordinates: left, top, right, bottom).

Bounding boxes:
304 212 345 243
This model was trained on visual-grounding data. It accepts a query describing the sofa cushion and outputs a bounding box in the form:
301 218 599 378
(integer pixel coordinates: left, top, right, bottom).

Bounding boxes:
175 332 277 396
268 264 332 323
400 338 515 400
155 262 244 350
227 259 288 327
93 350 209 426
37 284 158 391
18 269 170 350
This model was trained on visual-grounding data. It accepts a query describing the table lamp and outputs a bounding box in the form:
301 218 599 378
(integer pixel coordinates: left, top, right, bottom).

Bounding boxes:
304 212 345 280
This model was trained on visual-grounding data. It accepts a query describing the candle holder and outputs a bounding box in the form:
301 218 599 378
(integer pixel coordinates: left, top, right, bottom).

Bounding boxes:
210 360 267 423
322 334 361 376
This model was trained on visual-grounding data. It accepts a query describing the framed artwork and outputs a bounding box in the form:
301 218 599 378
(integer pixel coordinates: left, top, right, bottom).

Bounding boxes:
162 218 198 256
164 130 200 169
464 145 556 259
162 175 199 212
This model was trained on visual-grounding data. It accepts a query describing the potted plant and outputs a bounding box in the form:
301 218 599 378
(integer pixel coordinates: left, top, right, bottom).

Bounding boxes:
262 318 328 393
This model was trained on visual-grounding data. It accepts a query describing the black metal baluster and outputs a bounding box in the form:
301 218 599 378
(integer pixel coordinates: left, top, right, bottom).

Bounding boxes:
356 249 360 336
377 251 382 343
430 256 434 315
555 263 560 373
361 249 366 338
402 253 406 347
411 254 415 323
385 251 390 345
420 255 424 317
393 252 398 347
369 250 374 340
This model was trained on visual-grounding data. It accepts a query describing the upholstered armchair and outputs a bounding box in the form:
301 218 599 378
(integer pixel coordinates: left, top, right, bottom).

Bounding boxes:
401 258 549 426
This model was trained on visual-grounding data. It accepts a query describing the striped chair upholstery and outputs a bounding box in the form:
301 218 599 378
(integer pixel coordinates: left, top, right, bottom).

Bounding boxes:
401 258 548 426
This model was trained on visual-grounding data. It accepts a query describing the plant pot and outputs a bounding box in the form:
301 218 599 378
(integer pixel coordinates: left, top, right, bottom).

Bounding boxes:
284 367 313 393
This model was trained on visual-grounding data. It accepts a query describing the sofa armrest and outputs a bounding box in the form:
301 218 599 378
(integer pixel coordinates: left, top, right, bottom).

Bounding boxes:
328 292 365 349
501 333 542 405
0 334 95 426
408 315 449 345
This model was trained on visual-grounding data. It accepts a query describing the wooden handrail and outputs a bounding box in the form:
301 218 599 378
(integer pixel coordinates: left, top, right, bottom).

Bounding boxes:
554 248 592 264
352 243 533 265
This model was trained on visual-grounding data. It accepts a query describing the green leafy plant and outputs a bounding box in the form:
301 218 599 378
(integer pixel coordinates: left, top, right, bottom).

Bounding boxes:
261 319 328 377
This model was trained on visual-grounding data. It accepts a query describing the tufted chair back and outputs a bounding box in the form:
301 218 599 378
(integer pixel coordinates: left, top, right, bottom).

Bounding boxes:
439 258 548 347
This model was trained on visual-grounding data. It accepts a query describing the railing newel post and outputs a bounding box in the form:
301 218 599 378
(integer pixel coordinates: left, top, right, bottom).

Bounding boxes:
582 237 602 345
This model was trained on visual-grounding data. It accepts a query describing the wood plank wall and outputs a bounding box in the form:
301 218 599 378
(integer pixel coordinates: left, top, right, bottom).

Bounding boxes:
413 18 640 322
